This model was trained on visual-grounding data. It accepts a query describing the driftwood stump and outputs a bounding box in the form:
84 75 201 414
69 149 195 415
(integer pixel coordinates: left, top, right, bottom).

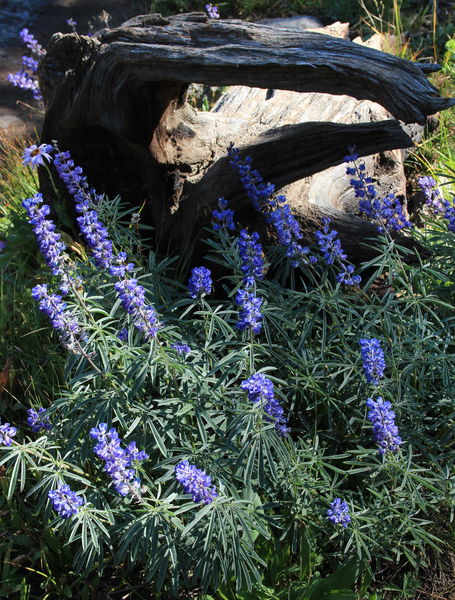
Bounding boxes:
38 12 455 260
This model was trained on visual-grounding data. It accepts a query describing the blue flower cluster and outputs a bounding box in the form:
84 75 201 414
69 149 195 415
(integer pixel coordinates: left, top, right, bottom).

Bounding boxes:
188 266 213 299
53 148 160 339
227 144 315 267
235 289 263 334
48 484 84 519
115 279 160 340
32 284 84 353
238 229 264 286
241 373 289 436
205 3 220 18
0 420 17 446
22 193 68 281
212 197 235 232
175 460 218 504
235 229 265 334
171 342 191 355
315 217 361 286
344 153 411 233
327 498 351 528
359 339 402 454
7 29 44 101
359 338 386 386
90 423 148 497
53 150 115 271
418 176 455 233
366 397 402 455
27 408 52 433
19 28 45 55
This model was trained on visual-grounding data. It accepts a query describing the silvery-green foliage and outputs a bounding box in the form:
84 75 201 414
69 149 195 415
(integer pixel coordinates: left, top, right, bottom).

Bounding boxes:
0 191 454 596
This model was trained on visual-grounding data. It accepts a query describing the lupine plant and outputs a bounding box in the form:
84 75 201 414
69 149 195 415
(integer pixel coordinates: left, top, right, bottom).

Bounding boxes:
7 29 45 102
0 138 453 598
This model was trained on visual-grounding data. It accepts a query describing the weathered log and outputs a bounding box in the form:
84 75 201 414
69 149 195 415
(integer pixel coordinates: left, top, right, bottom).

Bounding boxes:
38 12 454 259
212 32 429 219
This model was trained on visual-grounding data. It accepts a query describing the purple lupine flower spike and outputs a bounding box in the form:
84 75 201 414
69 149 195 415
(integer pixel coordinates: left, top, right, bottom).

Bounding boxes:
327 498 351 528
31 284 85 353
19 29 45 56
238 229 264 286
7 70 42 101
418 176 455 233
175 460 218 504
235 289 263 334
7 29 44 102
344 152 411 233
114 279 160 339
48 484 84 518
91 423 148 497
366 397 402 454
241 373 289 436
359 338 386 385
22 193 69 281
227 144 316 267
53 148 161 339
188 266 213 299
212 197 235 231
315 217 361 286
